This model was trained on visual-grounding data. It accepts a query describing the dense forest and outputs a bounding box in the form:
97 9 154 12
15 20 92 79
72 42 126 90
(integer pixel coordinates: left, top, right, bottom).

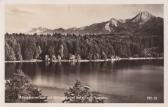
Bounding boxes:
5 32 163 61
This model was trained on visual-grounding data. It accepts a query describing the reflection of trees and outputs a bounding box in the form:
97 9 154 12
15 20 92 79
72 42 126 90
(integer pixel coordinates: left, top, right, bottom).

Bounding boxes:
93 62 101 72
70 61 76 66
34 63 42 82
50 63 57 77
101 62 107 71
57 62 62 66
88 62 93 73
57 62 64 86
5 63 17 79
67 62 81 82
44 62 50 78
50 63 56 73
16 63 22 71
110 61 116 72
45 61 50 66
75 62 81 80
57 62 63 73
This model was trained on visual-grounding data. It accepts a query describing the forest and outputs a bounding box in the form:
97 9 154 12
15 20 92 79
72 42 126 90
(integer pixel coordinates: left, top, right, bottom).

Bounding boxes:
5 33 163 61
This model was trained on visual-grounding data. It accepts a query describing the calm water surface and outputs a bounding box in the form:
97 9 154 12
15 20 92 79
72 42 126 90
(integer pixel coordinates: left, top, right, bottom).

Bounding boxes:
5 59 164 103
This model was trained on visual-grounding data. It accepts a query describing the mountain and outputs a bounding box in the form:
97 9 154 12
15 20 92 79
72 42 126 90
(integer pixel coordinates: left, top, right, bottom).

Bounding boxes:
130 11 155 25
105 18 120 32
28 19 121 35
29 27 54 35
28 11 163 36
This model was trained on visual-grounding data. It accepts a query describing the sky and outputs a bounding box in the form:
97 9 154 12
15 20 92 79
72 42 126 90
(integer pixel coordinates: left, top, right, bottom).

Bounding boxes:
5 4 163 33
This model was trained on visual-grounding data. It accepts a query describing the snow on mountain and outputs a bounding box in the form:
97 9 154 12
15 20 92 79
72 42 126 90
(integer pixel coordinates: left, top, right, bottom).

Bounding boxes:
105 22 111 32
105 18 120 32
130 11 155 25
29 27 52 34
109 18 119 27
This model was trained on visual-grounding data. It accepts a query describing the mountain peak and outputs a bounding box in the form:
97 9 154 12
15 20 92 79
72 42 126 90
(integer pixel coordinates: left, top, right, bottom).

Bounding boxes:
109 18 119 26
139 11 153 18
31 26 49 31
104 18 119 32
29 26 52 34
139 11 152 15
131 11 154 24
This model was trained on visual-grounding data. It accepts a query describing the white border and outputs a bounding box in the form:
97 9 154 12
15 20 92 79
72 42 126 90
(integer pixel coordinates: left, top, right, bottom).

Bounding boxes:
3 0 167 4
0 0 5 107
0 0 168 107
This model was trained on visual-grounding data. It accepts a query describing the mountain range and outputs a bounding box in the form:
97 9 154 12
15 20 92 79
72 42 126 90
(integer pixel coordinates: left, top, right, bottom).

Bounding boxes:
29 11 163 36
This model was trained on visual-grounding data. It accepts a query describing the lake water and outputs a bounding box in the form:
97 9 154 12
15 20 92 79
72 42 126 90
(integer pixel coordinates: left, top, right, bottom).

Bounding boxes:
5 59 164 103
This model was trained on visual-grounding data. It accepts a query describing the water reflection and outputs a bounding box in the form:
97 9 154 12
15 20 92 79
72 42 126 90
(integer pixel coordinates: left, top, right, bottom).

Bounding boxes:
5 59 163 102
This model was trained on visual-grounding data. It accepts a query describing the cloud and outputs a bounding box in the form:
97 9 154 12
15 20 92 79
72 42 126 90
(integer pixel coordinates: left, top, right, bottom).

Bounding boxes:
7 7 35 16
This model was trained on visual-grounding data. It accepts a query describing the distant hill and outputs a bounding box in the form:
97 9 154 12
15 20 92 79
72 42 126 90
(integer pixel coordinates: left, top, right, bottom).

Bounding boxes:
28 11 163 36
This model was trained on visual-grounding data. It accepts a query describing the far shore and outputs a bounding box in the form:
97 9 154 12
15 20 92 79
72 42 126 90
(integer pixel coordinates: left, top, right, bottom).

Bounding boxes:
5 57 163 63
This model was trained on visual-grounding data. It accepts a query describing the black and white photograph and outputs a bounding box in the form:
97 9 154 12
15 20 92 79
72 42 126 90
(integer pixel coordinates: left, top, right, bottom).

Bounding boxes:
4 4 164 103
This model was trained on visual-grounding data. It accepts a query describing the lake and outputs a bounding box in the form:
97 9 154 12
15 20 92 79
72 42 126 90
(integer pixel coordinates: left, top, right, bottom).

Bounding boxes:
5 59 164 103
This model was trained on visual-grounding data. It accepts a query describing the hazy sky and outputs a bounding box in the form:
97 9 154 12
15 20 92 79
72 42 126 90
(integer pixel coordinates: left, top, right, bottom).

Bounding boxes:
5 4 163 33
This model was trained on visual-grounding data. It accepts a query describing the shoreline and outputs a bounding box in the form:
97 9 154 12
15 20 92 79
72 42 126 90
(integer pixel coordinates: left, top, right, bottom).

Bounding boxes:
5 57 163 63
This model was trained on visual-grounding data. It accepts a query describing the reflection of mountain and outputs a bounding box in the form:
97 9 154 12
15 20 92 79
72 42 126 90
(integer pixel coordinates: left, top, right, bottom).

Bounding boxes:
29 11 163 36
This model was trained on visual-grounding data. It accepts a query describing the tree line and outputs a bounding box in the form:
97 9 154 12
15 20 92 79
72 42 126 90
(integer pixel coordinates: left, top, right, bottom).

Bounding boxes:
5 33 163 61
